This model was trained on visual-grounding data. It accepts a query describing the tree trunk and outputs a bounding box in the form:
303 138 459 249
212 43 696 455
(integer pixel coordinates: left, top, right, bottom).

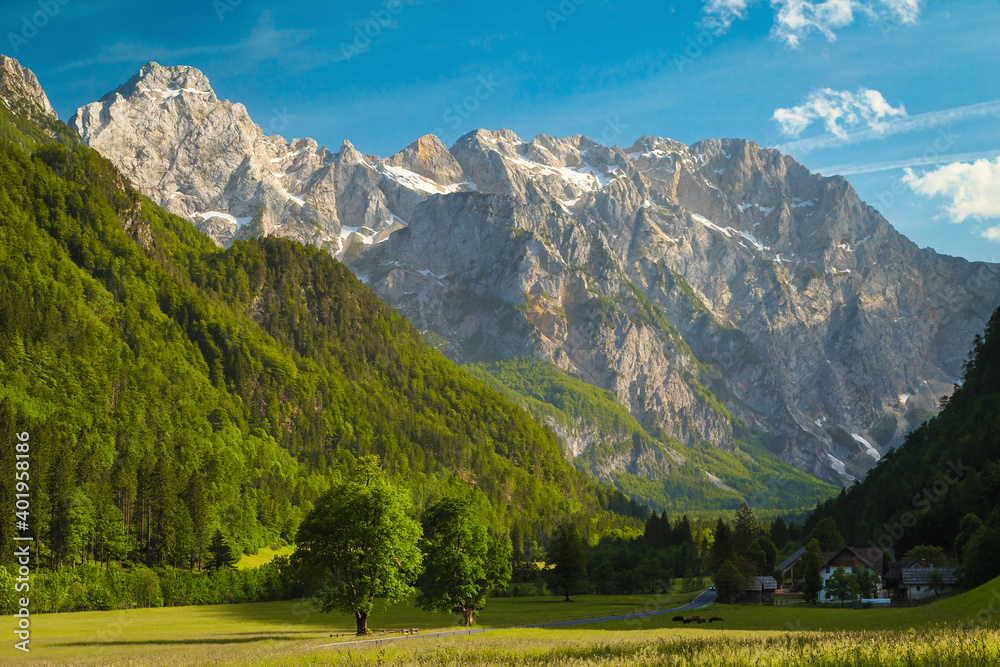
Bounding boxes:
462 606 475 627
564 590 570 602
355 610 369 636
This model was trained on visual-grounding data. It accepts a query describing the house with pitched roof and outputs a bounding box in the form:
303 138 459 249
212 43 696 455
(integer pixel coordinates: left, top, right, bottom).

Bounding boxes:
779 545 887 600
883 559 958 601
817 546 885 602
744 576 778 603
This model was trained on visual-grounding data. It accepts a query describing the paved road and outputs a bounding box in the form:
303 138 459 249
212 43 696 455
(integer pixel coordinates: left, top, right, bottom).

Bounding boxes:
314 588 719 650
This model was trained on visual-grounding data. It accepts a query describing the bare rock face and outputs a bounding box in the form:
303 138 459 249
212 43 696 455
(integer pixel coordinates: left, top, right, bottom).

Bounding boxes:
0 54 57 122
72 63 1000 487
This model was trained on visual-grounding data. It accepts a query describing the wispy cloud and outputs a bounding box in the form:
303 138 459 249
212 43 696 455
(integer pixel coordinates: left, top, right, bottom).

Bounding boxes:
903 156 1000 224
815 150 1000 176
773 87 905 139
701 0 923 47
701 0 752 32
58 12 332 75
774 99 1000 154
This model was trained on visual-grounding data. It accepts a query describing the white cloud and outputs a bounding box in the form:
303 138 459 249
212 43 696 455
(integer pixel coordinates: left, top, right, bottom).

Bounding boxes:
983 227 1000 242
772 0 855 47
815 150 1000 176
903 157 1000 224
773 88 906 139
701 0 923 46
775 99 1000 154
701 0 753 32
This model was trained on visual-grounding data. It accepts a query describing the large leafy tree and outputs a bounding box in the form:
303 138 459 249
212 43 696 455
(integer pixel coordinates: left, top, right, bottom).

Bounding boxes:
854 567 878 599
545 521 588 601
294 456 422 635
713 560 744 604
416 497 512 626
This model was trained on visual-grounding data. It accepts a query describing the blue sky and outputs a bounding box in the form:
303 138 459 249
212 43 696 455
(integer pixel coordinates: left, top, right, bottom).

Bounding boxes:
6 0 1000 262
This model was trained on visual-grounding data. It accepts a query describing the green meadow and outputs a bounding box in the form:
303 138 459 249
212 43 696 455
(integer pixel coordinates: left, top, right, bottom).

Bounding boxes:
0 590 699 665
2 578 999 666
236 545 296 570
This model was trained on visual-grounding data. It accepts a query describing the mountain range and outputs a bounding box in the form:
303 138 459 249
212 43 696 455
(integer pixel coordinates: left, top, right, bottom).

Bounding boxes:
0 55 650 568
8 56 999 512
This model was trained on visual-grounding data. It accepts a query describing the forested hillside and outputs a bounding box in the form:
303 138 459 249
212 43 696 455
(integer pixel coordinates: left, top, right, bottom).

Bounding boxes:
806 306 1000 585
466 360 835 512
0 108 643 572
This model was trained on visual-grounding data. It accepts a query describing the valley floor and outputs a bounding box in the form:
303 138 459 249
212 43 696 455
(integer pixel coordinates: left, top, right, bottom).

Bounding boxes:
3 579 999 666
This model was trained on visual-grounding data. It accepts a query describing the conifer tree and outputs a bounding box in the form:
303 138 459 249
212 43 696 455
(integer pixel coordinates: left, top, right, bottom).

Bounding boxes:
207 529 238 571
545 521 588 601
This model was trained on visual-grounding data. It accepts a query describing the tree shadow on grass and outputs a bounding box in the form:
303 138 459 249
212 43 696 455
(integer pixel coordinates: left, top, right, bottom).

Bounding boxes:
227 630 321 635
55 635 307 647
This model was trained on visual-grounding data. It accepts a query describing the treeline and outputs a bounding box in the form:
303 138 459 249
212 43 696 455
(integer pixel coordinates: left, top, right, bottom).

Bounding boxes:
509 505 806 598
0 105 643 579
806 307 1000 588
0 557 297 614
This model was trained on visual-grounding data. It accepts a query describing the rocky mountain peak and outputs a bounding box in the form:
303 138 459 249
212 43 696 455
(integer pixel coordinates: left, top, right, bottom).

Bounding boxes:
384 134 465 186
0 54 57 122
105 61 216 104
67 63 1000 489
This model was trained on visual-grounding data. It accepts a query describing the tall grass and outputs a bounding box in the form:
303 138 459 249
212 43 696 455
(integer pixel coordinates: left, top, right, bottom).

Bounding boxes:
265 626 1000 666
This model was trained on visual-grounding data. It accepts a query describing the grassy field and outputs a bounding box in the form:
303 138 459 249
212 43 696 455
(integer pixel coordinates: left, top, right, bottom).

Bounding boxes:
0 590 700 666
2 578 999 666
256 626 1000 666
592 577 1000 633
236 544 296 570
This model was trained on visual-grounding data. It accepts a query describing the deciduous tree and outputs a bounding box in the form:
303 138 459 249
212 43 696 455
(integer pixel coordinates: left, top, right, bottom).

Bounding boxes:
824 566 857 606
416 496 511 626
803 538 823 603
713 560 744 604
294 456 422 635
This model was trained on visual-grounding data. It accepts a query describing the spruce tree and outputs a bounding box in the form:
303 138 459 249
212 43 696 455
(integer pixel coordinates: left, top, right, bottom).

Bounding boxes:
545 522 588 601
207 529 238 571
710 519 735 573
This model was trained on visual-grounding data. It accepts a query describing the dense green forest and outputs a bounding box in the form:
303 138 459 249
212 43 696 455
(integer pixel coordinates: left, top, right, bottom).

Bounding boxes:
0 106 645 574
466 360 836 512
806 306 1000 586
